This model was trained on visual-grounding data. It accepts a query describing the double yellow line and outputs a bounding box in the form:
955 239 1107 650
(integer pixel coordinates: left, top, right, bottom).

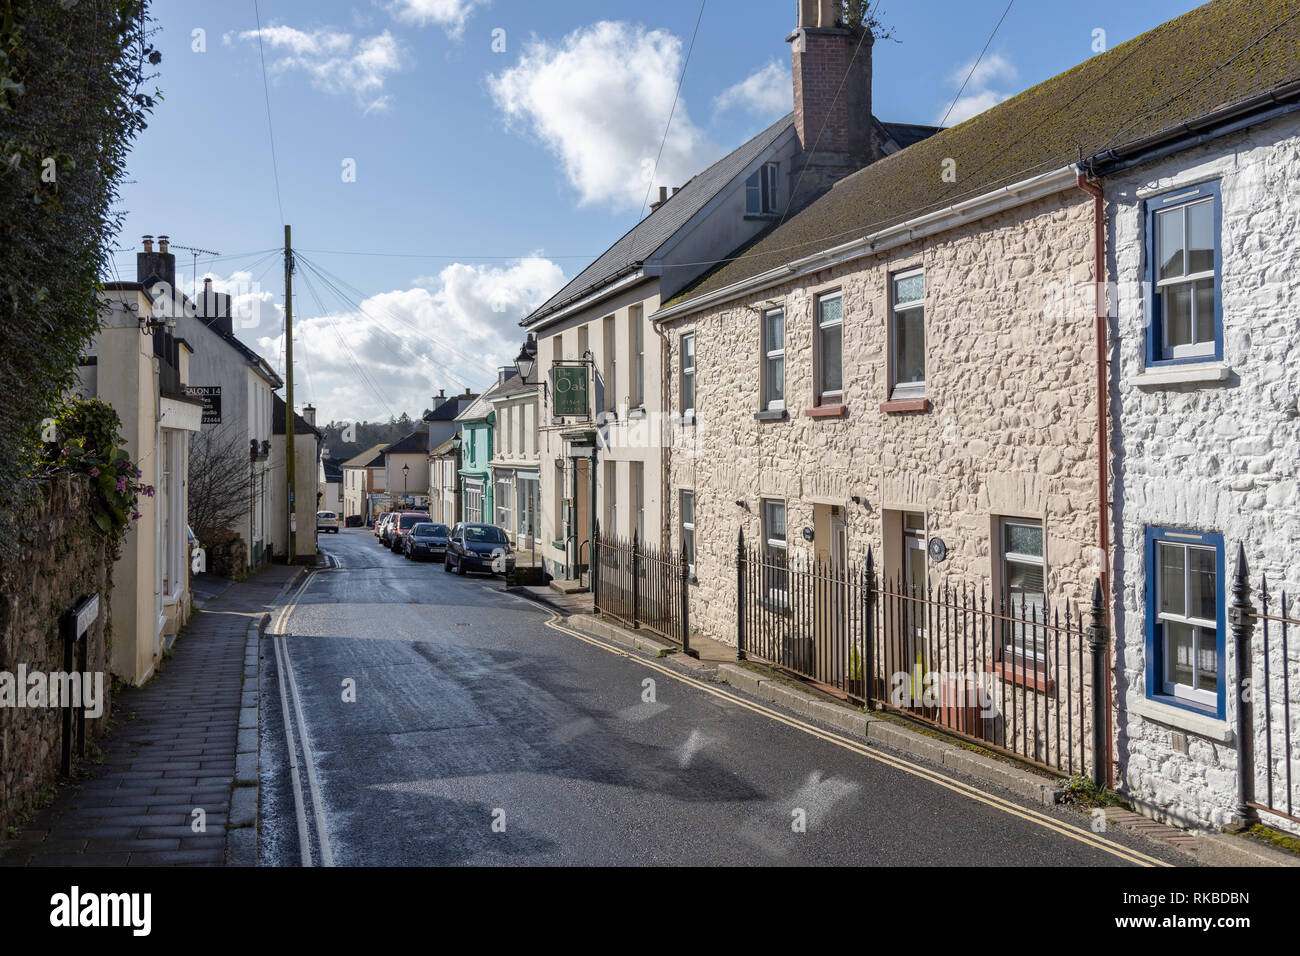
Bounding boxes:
537 610 1171 868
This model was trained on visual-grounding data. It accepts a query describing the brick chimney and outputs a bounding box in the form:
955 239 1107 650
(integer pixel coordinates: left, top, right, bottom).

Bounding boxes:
137 233 176 294
788 0 881 206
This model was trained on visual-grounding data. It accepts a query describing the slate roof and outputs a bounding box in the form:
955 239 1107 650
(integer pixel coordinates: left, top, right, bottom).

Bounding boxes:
321 458 344 482
342 442 389 469
423 392 479 422
522 113 797 326
272 394 322 438
670 0 1300 306
383 429 432 455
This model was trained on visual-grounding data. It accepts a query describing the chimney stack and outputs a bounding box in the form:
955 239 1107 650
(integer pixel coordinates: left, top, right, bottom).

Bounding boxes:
302 404 316 427
197 275 234 336
137 232 177 294
788 0 881 208
650 185 669 211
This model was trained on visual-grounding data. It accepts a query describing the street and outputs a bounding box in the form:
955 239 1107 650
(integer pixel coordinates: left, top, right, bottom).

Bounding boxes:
258 529 1184 867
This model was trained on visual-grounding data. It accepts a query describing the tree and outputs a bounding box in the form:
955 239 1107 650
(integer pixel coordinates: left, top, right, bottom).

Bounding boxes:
187 425 250 543
1 1 159 534
841 1 894 39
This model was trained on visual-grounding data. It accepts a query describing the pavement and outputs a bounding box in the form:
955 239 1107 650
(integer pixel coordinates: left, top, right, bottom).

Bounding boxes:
0 562 298 867
257 529 1189 866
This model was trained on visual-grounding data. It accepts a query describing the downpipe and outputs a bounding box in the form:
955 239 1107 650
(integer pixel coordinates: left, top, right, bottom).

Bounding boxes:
1076 170 1115 789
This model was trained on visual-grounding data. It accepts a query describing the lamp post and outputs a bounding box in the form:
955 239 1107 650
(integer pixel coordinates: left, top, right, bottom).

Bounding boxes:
402 462 409 503
450 434 463 524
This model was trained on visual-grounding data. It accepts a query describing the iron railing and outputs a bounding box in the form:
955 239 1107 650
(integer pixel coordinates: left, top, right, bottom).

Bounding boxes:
1239 553 1300 827
736 530 1104 781
593 525 690 652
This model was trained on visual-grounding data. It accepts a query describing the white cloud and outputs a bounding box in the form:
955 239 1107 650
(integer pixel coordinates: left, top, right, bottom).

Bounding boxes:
714 61 791 118
387 0 487 39
254 257 566 423
938 52 1017 126
487 21 718 211
236 25 403 114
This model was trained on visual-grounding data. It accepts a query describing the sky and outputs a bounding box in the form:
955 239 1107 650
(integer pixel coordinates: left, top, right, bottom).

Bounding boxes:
111 0 1207 426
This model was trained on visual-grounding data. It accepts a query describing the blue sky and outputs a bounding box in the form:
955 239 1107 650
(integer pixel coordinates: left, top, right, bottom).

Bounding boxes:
112 0 1206 425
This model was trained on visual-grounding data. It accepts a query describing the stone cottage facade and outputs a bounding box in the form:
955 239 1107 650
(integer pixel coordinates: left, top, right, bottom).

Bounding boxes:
1096 105 1300 832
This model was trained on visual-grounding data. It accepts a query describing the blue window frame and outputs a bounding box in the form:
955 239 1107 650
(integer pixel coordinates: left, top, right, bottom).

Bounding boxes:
1144 526 1225 718
1143 180 1223 367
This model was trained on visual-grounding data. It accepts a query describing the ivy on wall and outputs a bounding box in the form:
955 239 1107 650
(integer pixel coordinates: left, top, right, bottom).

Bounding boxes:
0 0 159 547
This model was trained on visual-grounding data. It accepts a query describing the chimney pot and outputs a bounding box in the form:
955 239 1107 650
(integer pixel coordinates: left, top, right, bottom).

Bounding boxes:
158 235 169 254
142 235 154 253
204 277 212 291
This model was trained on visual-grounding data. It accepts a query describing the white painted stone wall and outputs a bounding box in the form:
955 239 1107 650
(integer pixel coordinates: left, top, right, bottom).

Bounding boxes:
1108 111 1300 832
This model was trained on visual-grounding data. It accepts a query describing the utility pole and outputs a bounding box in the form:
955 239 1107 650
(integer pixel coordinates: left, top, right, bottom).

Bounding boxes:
284 224 296 563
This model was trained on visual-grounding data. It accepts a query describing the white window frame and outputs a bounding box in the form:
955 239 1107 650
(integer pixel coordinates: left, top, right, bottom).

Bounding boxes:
1155 540 1219 708
763 307 785 411
999 517 1047 666
1154 195 1217 361
631 306 644 408
815 292 843 406
605 461 618 538
680 489 695 578
603 315 617 413
890 268 926 400
680 333 696 420
762 498 788 608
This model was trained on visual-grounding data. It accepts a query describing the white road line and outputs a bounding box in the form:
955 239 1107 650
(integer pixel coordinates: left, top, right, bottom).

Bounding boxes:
277 572 336 867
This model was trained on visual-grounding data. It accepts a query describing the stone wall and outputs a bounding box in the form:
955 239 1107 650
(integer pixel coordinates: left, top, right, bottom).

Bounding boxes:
662 190 1101 651
0 475 114 837
1108 111 1300 832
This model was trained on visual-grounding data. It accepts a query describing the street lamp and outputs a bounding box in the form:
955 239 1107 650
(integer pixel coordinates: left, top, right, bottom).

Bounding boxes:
514 333 538 383
402 462 410 501
450 434 463 524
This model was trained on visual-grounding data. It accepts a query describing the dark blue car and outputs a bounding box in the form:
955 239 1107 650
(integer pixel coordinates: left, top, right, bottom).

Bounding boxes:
444 522 515 576
403 522 450 561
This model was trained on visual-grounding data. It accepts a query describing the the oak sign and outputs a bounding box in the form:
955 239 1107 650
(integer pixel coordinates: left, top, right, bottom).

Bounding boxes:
551 365 589 419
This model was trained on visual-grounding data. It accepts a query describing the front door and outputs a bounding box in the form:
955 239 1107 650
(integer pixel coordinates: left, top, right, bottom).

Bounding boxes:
903 512 928 706
813 503 849 687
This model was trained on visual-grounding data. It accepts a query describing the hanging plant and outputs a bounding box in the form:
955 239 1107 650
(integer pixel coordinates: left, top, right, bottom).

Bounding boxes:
37 398 151 537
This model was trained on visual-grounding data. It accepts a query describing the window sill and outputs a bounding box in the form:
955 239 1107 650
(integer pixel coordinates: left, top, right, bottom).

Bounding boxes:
627 407 647 421
1129 695 1231 742
804 404 847 419
1131 363 1231 388
743 213 780 222
673 413 696 427
985 660 1055 694
754 408 788 422
879 398 931 414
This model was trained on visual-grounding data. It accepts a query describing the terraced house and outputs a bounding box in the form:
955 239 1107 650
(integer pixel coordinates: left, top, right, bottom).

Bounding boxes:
652 0 1297 796
523 0 937 585
1082 0 1300 832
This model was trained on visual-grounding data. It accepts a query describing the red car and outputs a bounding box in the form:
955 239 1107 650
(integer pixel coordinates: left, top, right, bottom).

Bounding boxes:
387 511 430 552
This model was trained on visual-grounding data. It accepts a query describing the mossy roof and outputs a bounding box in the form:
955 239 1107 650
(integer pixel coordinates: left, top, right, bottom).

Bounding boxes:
670 0 1300 308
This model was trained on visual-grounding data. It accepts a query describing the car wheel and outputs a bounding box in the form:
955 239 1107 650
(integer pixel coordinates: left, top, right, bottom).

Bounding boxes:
456 556 466 575
443 555 451 572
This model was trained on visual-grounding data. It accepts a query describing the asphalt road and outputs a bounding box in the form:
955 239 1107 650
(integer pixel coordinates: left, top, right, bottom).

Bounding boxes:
258 528 1185 867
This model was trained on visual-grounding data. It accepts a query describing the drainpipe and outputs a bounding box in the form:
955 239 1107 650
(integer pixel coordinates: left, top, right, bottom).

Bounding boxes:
1076 170 1114 789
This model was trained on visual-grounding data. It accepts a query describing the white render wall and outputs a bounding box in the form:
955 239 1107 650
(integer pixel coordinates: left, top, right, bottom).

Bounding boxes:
1108 110 1300 832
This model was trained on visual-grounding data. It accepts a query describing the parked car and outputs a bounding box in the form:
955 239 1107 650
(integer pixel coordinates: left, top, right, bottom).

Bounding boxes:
376 513 396 544
444 523 515 576
388 511 431 552
404 522 450 561
316 510 340 534
373 513 389 538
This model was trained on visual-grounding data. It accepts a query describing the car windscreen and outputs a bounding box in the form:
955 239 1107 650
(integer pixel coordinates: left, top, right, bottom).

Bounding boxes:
399 515 424 529
413 524 448 537
464 526 507 544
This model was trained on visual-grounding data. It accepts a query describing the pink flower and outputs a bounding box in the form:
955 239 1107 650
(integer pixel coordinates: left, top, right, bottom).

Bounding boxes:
89 466 100 477
116 475 127 493
131 511 142 521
